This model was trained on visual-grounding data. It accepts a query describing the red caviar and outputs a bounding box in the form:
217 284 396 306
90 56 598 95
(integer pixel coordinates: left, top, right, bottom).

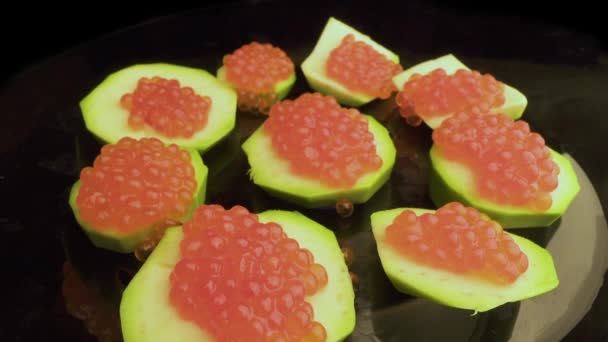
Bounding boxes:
264 93 383 188
76 137 197 233
326 34 402 99
120 76 211 138
433 112 560 211
169 205 328 341
223 42 295 113
385 202 529 284
396 68 505 124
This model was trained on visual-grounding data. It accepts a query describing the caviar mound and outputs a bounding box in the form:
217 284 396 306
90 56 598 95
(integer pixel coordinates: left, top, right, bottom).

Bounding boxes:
242 94 396 208
385 202 529 285
301 17 401 107
371 207 559 312
68 138 208 253
430 145 579 228
80 63 237 153
217 42 296 113
434 113 561 211
120 76 212 139
325 34 402 100
120 210 356 342
392 54 527 129
395 69 505 127
429 113 580 228
170 205 329 341
263 93 383 189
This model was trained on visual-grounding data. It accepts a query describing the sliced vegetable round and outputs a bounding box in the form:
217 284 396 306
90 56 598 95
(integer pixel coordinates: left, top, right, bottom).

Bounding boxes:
120 209 355 342
371 207 559 312
392 54 527 129
242 94 396 208
80 63 237 153
69 138 208 253
301 17 401 107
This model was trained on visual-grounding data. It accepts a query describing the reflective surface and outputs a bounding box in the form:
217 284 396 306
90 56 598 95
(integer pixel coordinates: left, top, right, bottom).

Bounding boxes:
1 1 608 341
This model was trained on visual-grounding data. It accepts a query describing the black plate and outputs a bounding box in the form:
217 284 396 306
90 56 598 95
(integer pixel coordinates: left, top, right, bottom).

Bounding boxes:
2 1 608 341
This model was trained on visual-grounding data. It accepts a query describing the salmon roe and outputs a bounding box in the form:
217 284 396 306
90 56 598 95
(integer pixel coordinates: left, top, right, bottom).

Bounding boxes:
264 93 383 188
385 202 529 284
169 205 328 342
120 76 211 138
396 68 505 124
326 34 403 99
223 42 295 113
76 137 197 233
433 112 560 211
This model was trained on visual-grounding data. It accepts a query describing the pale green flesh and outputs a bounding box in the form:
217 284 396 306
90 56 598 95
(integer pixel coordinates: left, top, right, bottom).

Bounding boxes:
80 63 237 153
301 17 400 107
242 115 397 208
392 54 528 129
429 145 580 228
371 208 559 312
68 149 208 253
216 66 296 102
120 226 213 342
120 210 356 342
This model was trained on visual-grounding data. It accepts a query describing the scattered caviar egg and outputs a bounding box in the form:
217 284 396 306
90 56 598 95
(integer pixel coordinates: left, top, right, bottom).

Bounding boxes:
432 112 559 211
134 224 175 261
133 238 157 262
120 77 211 138
221 42 295 113
169 205 328 341
336 199 354 218
263 93 383 188
349 272 360 290
341 247 355 266
396 68 505 125
326 34 402 99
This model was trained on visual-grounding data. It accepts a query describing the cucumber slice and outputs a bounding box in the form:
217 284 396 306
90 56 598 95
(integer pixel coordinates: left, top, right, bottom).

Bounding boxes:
68 148 208 253
392 54 527 129
80 63 237 153
301 17 400 107
120 210 356 342
242 115 396 208
429 145 580 228
371 207 559 312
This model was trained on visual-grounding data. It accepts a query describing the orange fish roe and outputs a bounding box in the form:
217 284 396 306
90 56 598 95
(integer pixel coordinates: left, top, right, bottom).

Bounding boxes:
385 202 529 284
169 205 328 342
433 112 560 211
120 76 211 138
263 93 383 188
395 68 505 124
223 42 295 113
76 137 197 233
326 34 403 99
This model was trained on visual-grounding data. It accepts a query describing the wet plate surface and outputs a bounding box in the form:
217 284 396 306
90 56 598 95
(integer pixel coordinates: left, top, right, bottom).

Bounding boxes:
1 1 608 341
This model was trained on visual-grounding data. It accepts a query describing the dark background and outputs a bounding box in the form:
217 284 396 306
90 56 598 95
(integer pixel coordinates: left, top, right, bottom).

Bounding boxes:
1 0 606 82
1 0 606 341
